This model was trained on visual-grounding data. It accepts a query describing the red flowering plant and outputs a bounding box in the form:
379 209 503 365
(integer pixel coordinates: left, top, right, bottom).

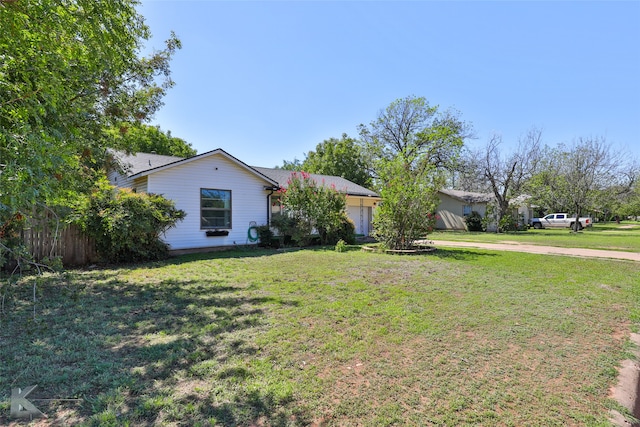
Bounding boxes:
275 171 347 246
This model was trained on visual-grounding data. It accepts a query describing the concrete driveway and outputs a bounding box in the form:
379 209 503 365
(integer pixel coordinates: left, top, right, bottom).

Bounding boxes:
429 240 640 262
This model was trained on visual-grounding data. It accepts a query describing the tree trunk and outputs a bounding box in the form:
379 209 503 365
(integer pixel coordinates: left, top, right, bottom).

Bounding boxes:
573 205 581 233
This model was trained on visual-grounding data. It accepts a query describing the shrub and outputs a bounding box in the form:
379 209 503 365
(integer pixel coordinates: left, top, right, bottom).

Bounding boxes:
278 171 347 246
372 156 441 249
334 239 348 252
270 212 307 247
0 212 26 271
498 214 527 232
255 225 275 248
324 213 355 245
79 182 185 263
270 213 297 246
465 211 484 231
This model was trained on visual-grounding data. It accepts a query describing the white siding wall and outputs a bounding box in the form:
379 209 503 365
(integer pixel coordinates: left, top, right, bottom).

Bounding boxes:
146 155 271 250
346 197 378 236
133 177 148 193
108 169 134 188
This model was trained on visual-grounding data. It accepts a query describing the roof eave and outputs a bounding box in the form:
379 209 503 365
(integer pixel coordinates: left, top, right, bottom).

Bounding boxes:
128 149 279 187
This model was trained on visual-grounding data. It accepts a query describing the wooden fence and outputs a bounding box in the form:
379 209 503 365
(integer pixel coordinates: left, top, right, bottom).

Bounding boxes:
21 222 97 267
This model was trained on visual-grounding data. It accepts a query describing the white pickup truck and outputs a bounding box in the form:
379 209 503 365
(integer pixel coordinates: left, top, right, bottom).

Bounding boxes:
529 213 592 230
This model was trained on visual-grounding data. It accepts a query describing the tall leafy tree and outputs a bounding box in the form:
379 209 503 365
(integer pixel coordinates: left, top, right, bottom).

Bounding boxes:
619 181 640 219
301 134 371 188
451 147 490 192
106 124 196 157
371 155 441 249
480 128 543 230
0 0 180 249
277 158 303 171
358 95 471 173
531 137 624 231
358 96 471 248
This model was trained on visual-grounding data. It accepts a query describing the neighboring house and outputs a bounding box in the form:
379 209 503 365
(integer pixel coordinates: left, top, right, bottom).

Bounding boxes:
253 167 379 237
108 150 380 251
436 189 494 230
510 194 535 226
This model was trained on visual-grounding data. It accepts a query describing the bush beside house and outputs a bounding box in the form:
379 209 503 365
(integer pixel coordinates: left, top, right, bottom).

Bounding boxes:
78 182 185 263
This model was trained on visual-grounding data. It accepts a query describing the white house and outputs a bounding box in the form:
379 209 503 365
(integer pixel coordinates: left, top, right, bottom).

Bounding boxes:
253 167 379 237
510 194 535 226
109 150 380 251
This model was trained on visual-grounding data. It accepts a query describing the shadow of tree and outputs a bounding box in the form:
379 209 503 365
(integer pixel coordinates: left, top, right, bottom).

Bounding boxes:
431 248 499 261
0 269 305 426
191 389 313 427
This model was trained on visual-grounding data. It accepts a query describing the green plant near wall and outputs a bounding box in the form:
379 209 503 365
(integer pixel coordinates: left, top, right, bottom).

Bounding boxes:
465 211 484 231
78 180 185 262
255 225 275 248
278 171 347 246
326 213 356 245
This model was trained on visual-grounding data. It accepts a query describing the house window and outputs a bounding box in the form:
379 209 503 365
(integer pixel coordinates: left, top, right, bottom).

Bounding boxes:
271 195 283 216
463 205 472 217
201 189 231 229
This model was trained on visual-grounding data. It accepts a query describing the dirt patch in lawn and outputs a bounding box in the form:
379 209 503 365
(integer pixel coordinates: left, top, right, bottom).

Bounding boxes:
610 333 640 426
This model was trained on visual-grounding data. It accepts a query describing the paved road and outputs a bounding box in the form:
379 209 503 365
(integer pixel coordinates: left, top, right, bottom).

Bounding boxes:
429 240 640 262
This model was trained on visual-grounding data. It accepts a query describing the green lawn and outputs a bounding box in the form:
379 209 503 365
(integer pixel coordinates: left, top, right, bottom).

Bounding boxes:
1 244 639 426
430 222 640 253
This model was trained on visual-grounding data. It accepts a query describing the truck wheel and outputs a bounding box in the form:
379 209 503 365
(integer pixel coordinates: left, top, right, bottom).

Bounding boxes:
533 223 542 229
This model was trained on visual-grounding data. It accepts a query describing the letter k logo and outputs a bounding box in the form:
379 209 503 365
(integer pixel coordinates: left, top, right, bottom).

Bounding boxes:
10 385 44 419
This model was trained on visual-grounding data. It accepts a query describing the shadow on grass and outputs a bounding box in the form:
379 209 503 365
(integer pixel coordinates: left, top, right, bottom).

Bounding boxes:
179 389 310 427
0 270 307 426
95 245 306 272
431 248 499 261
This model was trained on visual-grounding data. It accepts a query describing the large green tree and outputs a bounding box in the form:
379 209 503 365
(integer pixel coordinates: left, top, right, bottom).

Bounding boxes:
479 128 543 230
106 124 196 157
301 134 371 188
619 181 640 219
277 158 303 171
358 95 471 173
359 96 471 248
530 137 621 231
0 0 180 231
277 134 372 188
371 155 441 249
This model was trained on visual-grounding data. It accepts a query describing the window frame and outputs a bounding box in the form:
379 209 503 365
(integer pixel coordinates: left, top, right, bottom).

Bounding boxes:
200 188 232 229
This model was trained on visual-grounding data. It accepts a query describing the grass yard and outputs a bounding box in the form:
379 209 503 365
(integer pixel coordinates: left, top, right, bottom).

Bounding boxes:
1 245 639 426
430 222 640 253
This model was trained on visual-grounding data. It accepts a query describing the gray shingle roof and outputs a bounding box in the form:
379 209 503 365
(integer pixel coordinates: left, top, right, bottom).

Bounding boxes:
111 151 379 197
439 189 494 203
252 167 379 198
114 151 184 177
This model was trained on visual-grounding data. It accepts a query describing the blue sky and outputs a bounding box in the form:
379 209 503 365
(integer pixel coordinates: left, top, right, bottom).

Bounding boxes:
138 1 640 167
